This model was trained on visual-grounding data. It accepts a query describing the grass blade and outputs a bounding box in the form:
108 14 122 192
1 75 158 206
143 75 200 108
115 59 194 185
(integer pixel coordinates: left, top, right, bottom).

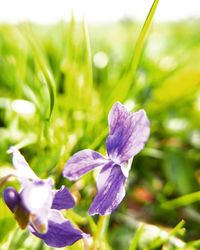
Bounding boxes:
128 224 145 250
107 0 160 107
82 18 93 89
22 26 56 121
161 191 200 209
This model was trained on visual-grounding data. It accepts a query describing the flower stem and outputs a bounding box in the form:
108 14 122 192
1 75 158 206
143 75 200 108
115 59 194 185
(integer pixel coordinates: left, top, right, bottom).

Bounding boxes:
90 215 111 250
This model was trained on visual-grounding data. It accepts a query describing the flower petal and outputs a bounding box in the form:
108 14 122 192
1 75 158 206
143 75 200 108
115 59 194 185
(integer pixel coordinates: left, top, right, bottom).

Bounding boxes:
20 181 53 233
3 187 20 212
89 165 126 215
20 181 53 213
30 210 88 248
96 161 114 191
52 185 75 210
63 149 108 181
106 102 150 164
9 147 39 185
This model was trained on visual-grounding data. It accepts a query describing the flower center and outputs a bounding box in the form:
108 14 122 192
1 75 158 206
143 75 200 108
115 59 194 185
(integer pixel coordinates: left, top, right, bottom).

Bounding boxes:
27 185 50 210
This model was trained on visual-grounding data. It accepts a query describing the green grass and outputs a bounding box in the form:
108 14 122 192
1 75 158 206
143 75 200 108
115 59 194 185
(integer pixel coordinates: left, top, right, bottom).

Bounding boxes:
0 9 200 250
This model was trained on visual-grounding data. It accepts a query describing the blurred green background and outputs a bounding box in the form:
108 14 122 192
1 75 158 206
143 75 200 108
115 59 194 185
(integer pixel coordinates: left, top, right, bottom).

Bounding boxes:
0 17 200 249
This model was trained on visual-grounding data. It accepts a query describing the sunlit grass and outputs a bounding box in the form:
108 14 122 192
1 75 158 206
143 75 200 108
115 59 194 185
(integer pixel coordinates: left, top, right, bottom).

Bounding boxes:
0 4 200 250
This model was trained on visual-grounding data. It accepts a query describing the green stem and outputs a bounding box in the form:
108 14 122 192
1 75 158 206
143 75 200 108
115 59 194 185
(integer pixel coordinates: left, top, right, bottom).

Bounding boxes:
91 216 110 250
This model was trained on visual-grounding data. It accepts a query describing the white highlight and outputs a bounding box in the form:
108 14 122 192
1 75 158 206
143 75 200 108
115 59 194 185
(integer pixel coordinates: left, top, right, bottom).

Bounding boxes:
124 99 136 112
9 189 16 199
143 224 185 248
190 130 200 148
166 118 188 132
26 185 50 210
0 0 199 24
12 99 35 116
93 51 109 69
159 56 177 71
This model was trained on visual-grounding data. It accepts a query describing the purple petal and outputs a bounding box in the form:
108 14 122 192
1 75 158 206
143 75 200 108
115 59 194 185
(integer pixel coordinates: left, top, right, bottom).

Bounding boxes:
30 210 87 248
3 187 20 212
96 161 114 191
20 181 53 233
106 102 150 164
63 149 108 181
20 181 53 213
52 185 75 210
9 147 39 185
89 165 126 215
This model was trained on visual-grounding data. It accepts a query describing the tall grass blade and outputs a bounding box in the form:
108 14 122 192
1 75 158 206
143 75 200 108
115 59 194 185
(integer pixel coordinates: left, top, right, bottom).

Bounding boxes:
22 26 56 121
107 0 160 107
82 18 93 89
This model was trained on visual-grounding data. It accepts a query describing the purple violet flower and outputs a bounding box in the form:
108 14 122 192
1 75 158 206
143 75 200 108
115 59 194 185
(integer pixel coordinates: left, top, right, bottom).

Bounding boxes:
63 102 150 215
3 147 88 248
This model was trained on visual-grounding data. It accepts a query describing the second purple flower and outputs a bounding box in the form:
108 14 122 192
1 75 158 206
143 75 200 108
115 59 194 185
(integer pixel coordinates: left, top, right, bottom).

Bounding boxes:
63 101 150 215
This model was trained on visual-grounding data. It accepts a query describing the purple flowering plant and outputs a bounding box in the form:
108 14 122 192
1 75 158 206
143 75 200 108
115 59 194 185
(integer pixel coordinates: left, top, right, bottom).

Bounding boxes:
2 101 149 248
63 102 150 215
3 147 88 248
